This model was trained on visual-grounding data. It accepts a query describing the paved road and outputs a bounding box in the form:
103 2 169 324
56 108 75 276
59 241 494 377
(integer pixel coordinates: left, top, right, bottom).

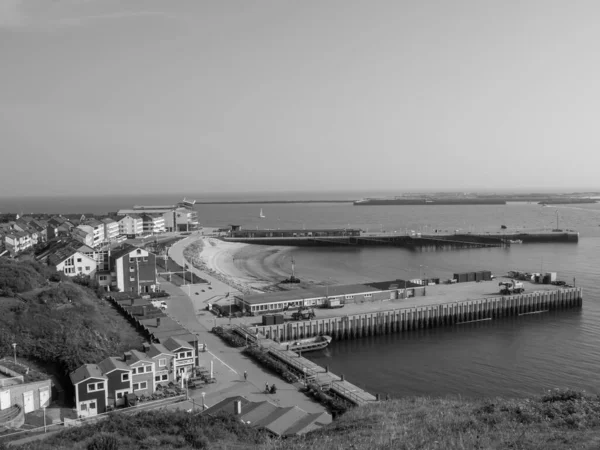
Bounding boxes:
159 234 327 414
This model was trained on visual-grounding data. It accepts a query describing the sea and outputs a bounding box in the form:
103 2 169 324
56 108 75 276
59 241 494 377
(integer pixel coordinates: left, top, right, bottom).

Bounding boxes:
3 192 600 400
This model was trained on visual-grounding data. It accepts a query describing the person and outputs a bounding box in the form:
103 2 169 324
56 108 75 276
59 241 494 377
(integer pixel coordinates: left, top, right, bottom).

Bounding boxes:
244 371 247 381
265 382 270 392
270 384 277 394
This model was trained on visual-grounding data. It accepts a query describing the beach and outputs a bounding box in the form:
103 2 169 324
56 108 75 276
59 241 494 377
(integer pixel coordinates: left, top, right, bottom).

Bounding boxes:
183 234 320 294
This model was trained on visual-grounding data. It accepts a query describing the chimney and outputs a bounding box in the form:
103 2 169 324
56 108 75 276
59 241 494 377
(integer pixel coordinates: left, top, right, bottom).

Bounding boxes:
124 352 132 362
142 343 151 352
234 400 242 415
156 317 161 327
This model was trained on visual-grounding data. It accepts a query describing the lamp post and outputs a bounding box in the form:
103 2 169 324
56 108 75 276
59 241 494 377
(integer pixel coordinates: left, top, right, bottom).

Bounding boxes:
43 406 47 433
201 392 206 411
12 343 16 364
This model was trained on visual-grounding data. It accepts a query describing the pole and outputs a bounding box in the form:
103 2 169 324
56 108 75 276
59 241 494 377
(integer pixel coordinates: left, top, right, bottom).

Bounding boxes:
136 257 140 295
12 343 16 364
43 406 46 432
201 392 206 410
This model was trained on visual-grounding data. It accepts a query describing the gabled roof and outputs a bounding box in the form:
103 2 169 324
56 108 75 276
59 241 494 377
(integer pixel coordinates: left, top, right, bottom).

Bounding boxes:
146 343 175 359
85 219 104 227
110 244 140 261
98 357 132 374
126 349 153 366
100 218 117 224
163 336 193 352
69 364 107 385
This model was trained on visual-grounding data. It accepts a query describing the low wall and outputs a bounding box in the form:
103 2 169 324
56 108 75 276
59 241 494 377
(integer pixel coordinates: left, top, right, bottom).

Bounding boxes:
252 288 583 341
1 379 52 414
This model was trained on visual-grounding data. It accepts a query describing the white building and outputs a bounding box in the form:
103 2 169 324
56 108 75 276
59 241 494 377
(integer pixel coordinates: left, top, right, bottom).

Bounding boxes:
72 226 94 247
83 220 106 248
141 214 166 234
101 218 120 243
118 215 143 238
4 231 33 253
49 247 97 277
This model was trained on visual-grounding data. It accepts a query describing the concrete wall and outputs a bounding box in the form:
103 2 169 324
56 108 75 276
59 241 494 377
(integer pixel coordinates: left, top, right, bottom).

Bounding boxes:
1 380 52 413
252 288 583 341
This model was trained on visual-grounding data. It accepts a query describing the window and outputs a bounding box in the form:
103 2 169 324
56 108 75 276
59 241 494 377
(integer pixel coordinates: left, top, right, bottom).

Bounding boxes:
130 277 135 282
161 374 168 381
77 267 82 272
77 258 82 263
145 365 152 373
85 266 90 271
133 381 147 391
87 382 104 393
155 375 160 382
121 373 129 382
345 295 354 300
364 294 372 298
130 266 135 272
178 352 185 359
159 358 166 367
186 351 192 358
137 249 142 254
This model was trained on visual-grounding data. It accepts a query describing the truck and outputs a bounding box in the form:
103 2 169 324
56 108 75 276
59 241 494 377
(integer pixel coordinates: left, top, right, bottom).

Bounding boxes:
325 298 344 309
499 280 525 295
291 307 316 321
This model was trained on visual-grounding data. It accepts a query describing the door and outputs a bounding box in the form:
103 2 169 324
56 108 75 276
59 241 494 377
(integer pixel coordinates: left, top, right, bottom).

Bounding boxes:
79 400 98 417
39 387 50 408
23 391 34 413
0 390 9 410
115 389 129 407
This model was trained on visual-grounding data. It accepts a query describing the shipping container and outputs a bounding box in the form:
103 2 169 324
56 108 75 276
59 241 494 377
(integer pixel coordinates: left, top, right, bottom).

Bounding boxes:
262 315 275 326
274 314 284 325
475 271 484 282
467 272 476 282
482 270 492 281
458 273 468 283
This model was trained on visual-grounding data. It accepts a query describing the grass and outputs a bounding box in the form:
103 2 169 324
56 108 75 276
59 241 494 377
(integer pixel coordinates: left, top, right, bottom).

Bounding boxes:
5 389 600 449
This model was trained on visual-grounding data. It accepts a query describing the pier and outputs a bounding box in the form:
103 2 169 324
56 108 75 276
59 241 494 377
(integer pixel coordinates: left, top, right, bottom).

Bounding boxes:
223 231 578 248
241 285 582 342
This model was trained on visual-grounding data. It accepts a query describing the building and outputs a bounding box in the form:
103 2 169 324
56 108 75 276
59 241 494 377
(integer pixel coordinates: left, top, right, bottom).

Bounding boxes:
162 337 196 379
110 244 157 294
81 219 106 248
118 215 143 238
72 226 94 247
201 396 332 437
69 364 108 418
4 231 33 254
97 357 133 408
101 218 120 243
230 228 361 238
145 343 175 388
117 198 199 232
123 350 155 397
174 208 199 232
141 214 166 235
48 245 97 277
236 280 426 315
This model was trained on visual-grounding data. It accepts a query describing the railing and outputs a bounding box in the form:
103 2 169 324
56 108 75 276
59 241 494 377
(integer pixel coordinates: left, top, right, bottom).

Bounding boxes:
329 380 373 405
267 348 319 380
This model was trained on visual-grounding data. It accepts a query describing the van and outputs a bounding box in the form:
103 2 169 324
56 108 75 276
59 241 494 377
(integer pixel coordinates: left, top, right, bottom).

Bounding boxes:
152 300 167 310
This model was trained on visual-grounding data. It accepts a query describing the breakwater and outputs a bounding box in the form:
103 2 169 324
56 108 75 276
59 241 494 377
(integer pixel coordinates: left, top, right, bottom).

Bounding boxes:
223 231 578 248
249 288 583 342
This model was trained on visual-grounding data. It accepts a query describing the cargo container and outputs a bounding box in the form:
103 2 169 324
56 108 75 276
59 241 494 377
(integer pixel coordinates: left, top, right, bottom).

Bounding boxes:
467 272 476 282
274 314 284 325
475 271 483 282
482 270 492 281
326 298 344 309
262 315 275 326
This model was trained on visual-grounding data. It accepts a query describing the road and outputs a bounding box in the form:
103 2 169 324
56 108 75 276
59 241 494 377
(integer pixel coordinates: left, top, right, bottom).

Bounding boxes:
159 233 327 414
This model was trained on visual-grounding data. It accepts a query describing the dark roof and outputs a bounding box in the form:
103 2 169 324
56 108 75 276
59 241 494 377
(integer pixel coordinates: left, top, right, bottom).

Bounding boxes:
127 349 152 365
202 396 332 436
146 343 174 358
98 356 131 374
163 337 194 352
364 279 422 290
69 364 107 385
110 244 140 261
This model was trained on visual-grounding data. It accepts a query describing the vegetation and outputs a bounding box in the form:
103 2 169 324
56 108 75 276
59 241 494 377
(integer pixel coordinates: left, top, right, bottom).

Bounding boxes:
302 382 352 417
242 345 300 384
211 326 246 347
6 389 600 449
0 258 145 394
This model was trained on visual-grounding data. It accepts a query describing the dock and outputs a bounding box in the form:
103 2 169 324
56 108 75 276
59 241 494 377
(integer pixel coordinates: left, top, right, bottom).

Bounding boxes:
223 231 578 248
232 325 377 406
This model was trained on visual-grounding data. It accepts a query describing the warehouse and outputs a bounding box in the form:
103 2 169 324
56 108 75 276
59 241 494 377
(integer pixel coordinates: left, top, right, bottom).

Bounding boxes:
235 280 426 315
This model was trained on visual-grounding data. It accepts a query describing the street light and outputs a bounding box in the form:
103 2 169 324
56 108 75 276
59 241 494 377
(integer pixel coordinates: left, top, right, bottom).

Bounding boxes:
12 343 16 364
201 392 206 410
43 406 47 433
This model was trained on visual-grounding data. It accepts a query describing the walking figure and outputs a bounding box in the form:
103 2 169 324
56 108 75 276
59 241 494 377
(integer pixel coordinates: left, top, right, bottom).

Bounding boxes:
265 382 269 392
244 371 247 381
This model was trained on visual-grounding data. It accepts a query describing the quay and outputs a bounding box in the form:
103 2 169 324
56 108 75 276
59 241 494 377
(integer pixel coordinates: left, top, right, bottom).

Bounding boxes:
231 325 378 406
223 229 579 248
232 281 582 342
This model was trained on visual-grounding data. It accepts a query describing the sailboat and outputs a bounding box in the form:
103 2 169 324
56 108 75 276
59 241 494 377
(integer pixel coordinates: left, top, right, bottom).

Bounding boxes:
259 208 265 219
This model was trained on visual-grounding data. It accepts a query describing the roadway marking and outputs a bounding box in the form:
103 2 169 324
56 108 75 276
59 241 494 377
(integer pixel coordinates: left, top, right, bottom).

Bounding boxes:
206 350 238 375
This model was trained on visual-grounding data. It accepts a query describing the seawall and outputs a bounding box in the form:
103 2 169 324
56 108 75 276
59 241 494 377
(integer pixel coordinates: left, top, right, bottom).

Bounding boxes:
250 288 583 341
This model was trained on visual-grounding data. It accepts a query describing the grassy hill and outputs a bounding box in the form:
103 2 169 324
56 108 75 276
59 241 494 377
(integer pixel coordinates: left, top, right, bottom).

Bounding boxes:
4 389 600 450
0 258 145 394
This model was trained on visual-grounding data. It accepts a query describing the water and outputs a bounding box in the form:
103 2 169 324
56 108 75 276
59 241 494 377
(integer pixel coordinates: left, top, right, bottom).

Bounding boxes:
3 193 600 399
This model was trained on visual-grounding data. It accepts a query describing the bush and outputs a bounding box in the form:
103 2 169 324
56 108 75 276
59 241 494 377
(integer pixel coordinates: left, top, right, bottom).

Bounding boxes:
87 433 119 450
212 327 246 347
0 258 49 293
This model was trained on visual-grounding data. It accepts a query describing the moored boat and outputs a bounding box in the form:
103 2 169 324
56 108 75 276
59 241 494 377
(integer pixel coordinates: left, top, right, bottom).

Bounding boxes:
280 335 332 352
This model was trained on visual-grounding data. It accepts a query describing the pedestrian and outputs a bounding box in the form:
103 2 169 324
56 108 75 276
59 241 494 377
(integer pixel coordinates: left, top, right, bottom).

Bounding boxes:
265 382 269 392
244 371 247 381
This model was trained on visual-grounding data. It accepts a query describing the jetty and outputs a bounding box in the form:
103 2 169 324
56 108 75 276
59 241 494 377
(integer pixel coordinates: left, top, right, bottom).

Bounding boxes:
232 325 377 406
223 230 579 248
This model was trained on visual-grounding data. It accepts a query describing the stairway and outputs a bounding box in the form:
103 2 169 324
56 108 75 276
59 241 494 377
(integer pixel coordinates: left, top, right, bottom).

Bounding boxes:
0 404 24 430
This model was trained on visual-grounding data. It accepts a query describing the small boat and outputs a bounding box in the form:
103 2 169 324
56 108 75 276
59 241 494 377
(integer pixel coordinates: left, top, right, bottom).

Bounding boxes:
259 208 265 218
281 335 332 353
509 239 523 244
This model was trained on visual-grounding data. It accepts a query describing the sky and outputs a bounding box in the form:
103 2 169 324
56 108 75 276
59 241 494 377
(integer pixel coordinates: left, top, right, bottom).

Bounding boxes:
1 0 600 197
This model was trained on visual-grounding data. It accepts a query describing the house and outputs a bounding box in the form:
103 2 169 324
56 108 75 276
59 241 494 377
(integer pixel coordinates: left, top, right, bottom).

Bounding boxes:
97 357 133 408
69 364 108 418
0 360 53 420
29 220 48 242
81 219 105 248
48 246 97 277
110 244 157 294
162 337 195 379
101 218 120 243
118 215 143 238
4 231 33 254
174 207 199 232
123 350 155 397
145 343 175 387
72 226 94 247
201 396 332 437
140 214 166 235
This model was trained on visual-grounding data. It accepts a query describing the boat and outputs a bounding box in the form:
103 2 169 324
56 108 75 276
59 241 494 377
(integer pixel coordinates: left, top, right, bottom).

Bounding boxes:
259 208 265 218
280 335 332 353
508 239 523 244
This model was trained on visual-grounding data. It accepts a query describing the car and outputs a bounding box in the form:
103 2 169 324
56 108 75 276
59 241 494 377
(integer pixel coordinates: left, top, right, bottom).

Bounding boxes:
152 300 168 310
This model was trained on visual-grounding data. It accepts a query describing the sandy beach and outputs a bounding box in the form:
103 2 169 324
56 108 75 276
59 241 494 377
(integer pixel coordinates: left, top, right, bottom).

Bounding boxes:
183 232 327 295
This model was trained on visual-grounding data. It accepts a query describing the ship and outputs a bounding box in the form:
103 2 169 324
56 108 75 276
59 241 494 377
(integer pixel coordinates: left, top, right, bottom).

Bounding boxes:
280 335 332 353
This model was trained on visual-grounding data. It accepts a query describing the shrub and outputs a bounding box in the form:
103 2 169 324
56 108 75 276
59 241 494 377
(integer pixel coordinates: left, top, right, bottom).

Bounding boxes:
87 433 119 450
542 388 584 403
212 327 246 347
242 346 300 383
